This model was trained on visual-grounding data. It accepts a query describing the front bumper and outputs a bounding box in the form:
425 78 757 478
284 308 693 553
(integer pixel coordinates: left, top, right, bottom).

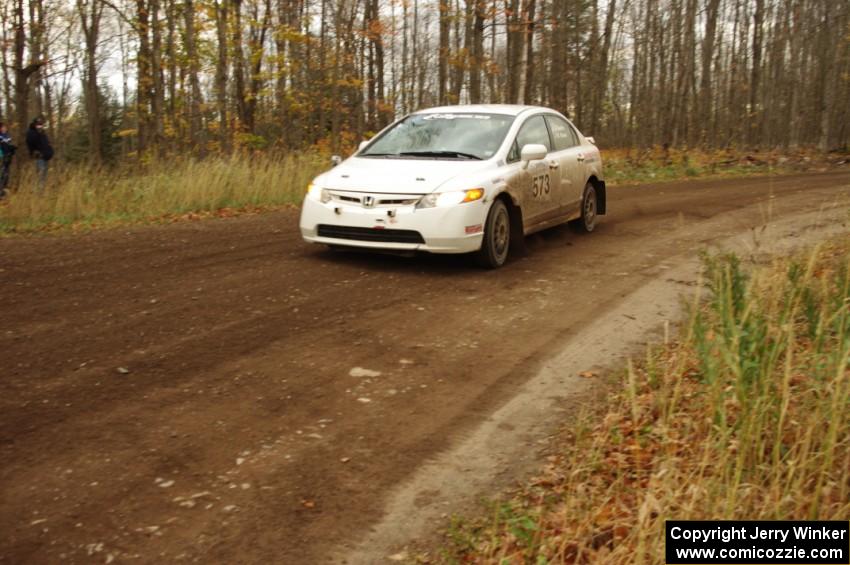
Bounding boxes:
299 196 487 254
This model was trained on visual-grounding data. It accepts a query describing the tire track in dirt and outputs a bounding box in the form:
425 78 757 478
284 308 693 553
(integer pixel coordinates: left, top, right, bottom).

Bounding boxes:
0 171 848 564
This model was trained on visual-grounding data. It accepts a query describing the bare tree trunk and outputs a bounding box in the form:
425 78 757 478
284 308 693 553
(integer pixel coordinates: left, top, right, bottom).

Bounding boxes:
330 0 343 150
467 0 485 103
184 0 204 154
215 0 230 151
505 0 520 103
283 0 304 146
681 0 696 146
815 2 832 150
438 0 450 104
389 0 398 113
446 0 465 102
77 0 104 166
749 0 764 146
245 0 271 133
627 0 640 145
13 0 42 141
548 0 567 112
589 0 616 136
699 0 720 146
487 0 498 102
150 0 164 149
414 0 428 107
275 0 288 125
400 0 409 112
27 0 44 118
165 0 177 140
367 0 388 125
136 0 152 154
117 17 131 157
520 0 536 104
232 0 249 130
0 0 13 121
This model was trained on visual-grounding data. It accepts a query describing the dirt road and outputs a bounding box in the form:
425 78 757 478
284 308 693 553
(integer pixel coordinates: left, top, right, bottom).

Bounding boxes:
2 171 849 564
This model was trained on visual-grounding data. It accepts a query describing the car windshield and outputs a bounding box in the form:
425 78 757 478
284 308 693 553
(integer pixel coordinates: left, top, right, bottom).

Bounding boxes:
359 113 515 160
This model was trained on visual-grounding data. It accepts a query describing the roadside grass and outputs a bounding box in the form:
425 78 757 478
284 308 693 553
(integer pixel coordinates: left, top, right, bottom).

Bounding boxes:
603 147 848 185
442 240 850 563
0 152 326 234
0 147 845 235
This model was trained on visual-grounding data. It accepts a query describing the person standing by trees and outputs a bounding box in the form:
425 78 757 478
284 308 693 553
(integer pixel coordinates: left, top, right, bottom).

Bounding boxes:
26 117 54 191
0 122 16 199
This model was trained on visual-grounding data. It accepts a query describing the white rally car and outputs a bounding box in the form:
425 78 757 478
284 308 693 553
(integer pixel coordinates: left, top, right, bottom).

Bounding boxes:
300 104 605 268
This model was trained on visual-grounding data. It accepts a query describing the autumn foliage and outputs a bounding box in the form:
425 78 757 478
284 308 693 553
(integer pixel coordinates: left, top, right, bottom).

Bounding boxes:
2 0 849 167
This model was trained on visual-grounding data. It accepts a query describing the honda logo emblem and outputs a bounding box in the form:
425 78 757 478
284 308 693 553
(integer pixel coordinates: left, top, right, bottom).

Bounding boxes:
363 196 375 208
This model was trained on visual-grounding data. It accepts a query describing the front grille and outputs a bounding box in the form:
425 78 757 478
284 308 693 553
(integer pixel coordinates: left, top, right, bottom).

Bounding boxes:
378 198 419 206
336 195 362 204
317 224 425 244
329 191 422 207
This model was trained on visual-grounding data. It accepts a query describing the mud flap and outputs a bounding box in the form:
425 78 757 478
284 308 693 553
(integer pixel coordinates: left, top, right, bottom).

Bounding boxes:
597 181 607 215
508 201 527 257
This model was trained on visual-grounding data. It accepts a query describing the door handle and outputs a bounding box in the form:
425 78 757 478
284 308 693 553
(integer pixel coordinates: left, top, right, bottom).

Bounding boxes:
548 160 560 169
576 154 585 162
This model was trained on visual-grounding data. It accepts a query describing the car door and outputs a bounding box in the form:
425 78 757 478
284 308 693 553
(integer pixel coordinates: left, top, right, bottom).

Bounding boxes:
544 114 586 216
505 114 560 225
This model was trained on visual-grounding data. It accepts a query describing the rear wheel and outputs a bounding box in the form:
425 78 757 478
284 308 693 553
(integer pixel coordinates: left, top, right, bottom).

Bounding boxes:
570 182 597 233
475 199 510 268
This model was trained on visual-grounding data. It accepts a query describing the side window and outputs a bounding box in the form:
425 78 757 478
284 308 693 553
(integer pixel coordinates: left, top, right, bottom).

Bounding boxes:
507 139 520 163
546 115 579 151
515 115 552 154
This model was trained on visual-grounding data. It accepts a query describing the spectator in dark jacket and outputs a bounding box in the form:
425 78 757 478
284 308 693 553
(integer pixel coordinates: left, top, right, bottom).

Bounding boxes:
26 117 54 191
0 122 15 198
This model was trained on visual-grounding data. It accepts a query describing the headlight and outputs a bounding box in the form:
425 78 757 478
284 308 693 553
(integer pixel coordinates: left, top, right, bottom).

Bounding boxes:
417 188 485 209
307 183 331 203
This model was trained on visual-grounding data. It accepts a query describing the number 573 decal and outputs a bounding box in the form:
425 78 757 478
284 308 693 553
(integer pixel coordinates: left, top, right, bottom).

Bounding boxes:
532 173 551 198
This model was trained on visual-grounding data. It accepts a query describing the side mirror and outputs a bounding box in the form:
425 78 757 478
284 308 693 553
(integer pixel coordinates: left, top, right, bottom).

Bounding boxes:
358 140 370 152
331 155 342 167
586 136 596 145
520 143 548 169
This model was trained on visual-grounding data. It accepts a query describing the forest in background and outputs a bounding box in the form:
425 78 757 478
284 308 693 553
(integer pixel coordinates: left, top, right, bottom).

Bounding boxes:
1 0 849 165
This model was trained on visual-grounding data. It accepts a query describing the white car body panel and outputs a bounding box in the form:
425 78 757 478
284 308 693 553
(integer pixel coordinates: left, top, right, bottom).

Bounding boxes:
299 104 605 255
317 157 493 195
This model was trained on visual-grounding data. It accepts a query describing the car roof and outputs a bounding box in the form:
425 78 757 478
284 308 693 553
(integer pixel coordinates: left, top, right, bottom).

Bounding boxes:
414 104 553 117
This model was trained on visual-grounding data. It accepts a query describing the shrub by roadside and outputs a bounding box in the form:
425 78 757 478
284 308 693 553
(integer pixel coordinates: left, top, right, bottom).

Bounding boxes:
604 147 849 185
441 240 850 563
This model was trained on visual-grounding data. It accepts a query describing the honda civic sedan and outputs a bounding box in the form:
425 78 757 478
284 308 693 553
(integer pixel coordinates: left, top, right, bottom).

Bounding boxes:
300 104 605 268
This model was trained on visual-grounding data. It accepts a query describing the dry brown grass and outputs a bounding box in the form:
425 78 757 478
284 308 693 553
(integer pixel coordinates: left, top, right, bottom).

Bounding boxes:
444 240 850 564
0 147 845 235
0 152 327 234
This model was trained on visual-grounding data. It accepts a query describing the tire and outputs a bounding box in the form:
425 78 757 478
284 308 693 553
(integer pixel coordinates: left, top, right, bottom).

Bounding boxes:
475 199 511 269
570 182 597 233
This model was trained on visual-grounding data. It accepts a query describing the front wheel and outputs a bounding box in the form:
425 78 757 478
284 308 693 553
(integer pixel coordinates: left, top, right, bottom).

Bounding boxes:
570 182 597 233
475 199 511 269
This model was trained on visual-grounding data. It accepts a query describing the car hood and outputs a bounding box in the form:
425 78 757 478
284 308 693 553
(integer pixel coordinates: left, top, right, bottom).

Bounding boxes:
319 157 491 194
